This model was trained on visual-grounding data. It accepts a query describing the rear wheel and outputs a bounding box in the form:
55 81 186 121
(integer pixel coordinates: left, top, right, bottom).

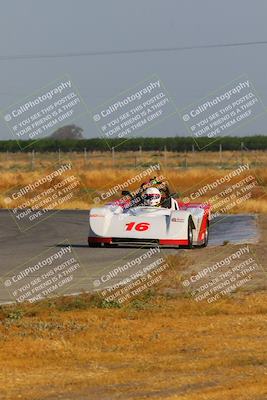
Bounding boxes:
200 221 209 247
186 216 194 249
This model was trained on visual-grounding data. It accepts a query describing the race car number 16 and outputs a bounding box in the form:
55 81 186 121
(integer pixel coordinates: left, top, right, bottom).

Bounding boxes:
125 222 150 231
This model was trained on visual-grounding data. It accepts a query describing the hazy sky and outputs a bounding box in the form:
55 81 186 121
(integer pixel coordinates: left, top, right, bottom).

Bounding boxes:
0 0 267 141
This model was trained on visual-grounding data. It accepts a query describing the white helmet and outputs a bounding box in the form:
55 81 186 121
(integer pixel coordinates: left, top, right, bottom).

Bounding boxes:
143 187 161 206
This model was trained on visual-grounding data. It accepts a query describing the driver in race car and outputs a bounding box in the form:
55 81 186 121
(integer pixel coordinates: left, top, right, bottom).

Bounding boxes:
142 187 161 207
121 177 171 209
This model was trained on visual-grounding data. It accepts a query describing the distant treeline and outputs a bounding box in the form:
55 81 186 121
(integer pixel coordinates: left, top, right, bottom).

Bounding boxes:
0 136 267 152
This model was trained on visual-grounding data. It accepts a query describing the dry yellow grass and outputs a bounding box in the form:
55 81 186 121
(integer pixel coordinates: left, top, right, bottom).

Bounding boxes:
0 292 267 400
0 151 266 213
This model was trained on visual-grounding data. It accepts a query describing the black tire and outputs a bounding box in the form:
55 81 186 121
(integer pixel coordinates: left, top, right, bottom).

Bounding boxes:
200 221 209 248
88 241 101 248
186 216 194 249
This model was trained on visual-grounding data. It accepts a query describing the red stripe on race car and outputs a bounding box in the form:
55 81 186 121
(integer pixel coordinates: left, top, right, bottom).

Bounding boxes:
88 237 188 246
88 237 112 244
197 211 209 242
159 239 188 245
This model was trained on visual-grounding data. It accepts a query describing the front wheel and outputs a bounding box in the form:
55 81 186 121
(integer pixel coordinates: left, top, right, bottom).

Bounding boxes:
186 216 194 249
200 221 209 247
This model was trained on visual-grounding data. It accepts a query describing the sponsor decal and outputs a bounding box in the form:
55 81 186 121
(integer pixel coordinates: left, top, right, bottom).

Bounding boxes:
171 217 184 222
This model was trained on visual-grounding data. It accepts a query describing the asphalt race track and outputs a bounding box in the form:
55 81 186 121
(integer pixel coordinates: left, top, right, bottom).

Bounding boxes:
0 210 258 304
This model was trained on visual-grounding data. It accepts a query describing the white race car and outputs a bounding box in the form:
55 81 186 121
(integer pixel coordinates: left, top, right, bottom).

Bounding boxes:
88 180 211 249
